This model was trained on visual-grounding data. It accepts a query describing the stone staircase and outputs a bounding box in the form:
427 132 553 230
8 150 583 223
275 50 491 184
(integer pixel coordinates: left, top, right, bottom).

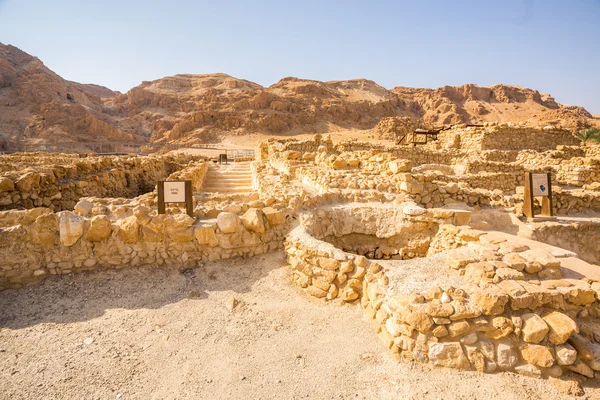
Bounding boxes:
203 162 253 193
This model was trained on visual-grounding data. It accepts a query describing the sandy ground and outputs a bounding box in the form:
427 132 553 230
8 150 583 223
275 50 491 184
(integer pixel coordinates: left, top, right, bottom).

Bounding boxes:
1 251 598 400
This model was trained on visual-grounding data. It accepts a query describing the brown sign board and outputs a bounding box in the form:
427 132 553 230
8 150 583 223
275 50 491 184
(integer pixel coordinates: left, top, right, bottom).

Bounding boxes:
157 180 193 217
523 172 553 219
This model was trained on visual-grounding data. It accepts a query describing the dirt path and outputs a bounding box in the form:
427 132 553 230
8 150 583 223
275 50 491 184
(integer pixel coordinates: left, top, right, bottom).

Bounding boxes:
0 252 596 400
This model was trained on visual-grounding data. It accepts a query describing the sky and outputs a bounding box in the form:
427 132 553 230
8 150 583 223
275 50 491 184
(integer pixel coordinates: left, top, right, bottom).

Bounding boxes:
0 0 599 113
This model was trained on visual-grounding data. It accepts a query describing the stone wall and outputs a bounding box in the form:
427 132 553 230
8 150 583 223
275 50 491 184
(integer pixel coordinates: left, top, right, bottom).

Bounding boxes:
530 221 600 265
0 199 289 290
286 218 600 378
436 124 579 151
0 153 194 211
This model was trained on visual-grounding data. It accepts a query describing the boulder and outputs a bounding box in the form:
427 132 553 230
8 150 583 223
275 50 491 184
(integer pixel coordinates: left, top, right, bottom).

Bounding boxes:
496 342 518 369
0 177 14 192
58 211 84 247
74 199 94 216
521 313 549 344
117 215 139 243
263 207 285 225
543 311 579 345
519 344 555 368
555 343 577 366
241 208 265 233
428 342 471 369
84 215 112 242
216 212 242 233
194 224 218 247
29 213 58 246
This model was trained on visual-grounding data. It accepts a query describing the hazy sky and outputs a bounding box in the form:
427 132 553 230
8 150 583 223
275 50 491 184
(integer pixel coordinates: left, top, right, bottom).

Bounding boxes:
0 0 599 112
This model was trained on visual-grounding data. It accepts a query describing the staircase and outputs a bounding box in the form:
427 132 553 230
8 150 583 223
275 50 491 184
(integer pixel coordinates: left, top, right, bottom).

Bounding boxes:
203 162 253 193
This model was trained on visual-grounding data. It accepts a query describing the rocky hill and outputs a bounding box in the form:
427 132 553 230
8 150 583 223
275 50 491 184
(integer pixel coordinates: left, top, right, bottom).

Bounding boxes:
0 43 139 150
1 43 598 149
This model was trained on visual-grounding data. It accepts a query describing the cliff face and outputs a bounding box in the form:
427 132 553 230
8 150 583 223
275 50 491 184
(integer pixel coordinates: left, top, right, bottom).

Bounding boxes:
1 43 598 149
390 84 595 131
0 43 138 150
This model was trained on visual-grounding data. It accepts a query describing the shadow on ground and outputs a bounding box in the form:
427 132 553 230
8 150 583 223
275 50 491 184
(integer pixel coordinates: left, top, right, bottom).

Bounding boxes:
0 251 286 330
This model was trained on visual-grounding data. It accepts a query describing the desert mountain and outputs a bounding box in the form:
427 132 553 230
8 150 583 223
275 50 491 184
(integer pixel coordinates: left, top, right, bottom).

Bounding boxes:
0 43 598 149
0 43 139 150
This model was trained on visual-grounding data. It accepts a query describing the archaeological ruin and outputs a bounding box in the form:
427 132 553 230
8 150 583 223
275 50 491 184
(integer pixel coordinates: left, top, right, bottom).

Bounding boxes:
2 122 600 384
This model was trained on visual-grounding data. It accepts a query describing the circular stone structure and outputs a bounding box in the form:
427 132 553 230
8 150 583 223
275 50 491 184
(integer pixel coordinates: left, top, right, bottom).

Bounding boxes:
285 202 600 378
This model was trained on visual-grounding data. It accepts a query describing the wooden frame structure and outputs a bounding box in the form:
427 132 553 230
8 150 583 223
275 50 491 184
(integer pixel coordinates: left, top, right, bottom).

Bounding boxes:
157 180 194 217
523 172 553 218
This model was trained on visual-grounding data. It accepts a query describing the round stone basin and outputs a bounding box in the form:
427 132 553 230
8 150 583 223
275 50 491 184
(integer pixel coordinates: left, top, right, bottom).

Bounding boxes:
300 202 444 260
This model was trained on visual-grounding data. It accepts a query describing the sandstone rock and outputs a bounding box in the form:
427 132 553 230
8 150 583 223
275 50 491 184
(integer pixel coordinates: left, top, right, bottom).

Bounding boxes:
84 215 112 242
74 199 94 216
495 268 524 281
485 316 513 340
425 300 454 317
471 286 508 315
543 311 579 345
567 334 594 361
241 208 265 233
216 212 242 233
404 310 434 333
0 177 15 192
519 344 555 368
58 211 84 247
514 364 542 378
117 215 139 243
29 213 58 246
567 360 595 378
496 342 518 369
194 224 218 247
428 342 471 370
263 207 285 225
519 248 560 269
521 313 549 344
502 253 526 271
555 343 577 366
464 345 485 372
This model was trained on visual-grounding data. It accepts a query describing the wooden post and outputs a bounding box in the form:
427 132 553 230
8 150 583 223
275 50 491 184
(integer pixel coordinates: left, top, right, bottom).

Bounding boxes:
185 180 194 217
157 181 166 215
523 172 534 219
541 172 553 217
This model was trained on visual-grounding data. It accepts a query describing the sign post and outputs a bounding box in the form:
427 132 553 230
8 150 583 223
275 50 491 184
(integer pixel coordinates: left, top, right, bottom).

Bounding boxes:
523 172 553 219
157 180 193 217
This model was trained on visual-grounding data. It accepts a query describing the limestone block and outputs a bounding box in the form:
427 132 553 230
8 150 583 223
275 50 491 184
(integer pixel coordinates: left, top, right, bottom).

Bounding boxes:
519 344 555 368
117 215 139 243
74 199 93 216
194 224 218 247
0 177 14 192
567 334 594 361
217 212 242 233
521 313 549 344
428 342 471 369
241 208 265 233
496 342 519 369
15 172 40 192
514 364 542 378
58 211 84 247
84 215 112 242
556 343 577 366
263 207 285 225
566 360 595 378
543 311 579 345
471 286 508 315
519 248 560 269
502 253 526 271
29 213 58 246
